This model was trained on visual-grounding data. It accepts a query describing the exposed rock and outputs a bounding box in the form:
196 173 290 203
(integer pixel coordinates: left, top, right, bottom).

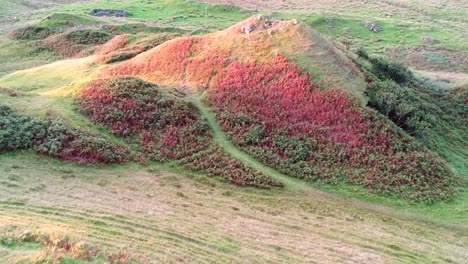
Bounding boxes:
344 27 352 35
0 87 19 97
89 9 129 17
241 25 253 34
421 35 438 45
361 21 381 33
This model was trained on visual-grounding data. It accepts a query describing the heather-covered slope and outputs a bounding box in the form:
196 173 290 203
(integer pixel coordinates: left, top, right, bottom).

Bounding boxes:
76 77 282 188
0 15 458 202
102 16 456 202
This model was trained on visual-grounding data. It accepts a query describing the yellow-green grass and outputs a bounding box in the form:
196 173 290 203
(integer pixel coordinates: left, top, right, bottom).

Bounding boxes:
0 152 467 263
273 11 467 52
0 56 100 93
196 0 468 55
0 36 61 78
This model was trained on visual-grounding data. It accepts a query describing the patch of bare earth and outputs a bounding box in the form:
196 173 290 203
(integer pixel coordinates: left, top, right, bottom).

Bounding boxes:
385 46 468 74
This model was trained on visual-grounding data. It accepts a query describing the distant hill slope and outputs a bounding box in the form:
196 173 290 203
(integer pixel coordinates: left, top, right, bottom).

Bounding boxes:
197 0 468 13
0 0 86 15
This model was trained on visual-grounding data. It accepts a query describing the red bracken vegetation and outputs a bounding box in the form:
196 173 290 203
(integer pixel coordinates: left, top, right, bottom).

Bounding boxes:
186 49 230 88
179 145 283 188
76 77 281 188
98 33 181 64
96 34 130 55
41 30 113 58
105 36 231 87
41 33 84 57
76 77 211 161
106 37 194 83
206 55 454 202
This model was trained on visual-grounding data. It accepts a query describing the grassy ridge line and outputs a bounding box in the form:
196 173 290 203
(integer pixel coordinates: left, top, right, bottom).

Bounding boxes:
190 96 306 191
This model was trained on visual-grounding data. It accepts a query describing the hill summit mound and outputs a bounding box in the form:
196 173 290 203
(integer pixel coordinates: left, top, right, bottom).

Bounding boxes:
106 15 366 100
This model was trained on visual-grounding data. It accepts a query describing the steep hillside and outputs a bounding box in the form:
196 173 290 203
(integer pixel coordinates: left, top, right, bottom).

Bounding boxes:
99 16 456 202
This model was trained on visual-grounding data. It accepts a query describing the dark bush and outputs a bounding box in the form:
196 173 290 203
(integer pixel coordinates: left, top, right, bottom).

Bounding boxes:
367 80 433 137
369 57 413 84
243 124 265 144
0 105 131 163
10 26 55 40
356 48 369 60
0 110 47 151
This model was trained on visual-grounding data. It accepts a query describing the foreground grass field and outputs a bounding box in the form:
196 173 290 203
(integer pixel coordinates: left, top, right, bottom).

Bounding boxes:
1 152 467 263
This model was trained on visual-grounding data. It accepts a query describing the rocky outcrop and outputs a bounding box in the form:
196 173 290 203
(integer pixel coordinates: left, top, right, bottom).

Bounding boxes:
89 9 129 17
361 21 381 33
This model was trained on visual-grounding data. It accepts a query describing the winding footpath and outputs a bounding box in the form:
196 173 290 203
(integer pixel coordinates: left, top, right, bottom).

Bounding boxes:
191 96 323 192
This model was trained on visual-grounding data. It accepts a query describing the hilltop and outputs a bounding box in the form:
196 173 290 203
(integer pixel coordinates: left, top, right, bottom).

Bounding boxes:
105 16 367 101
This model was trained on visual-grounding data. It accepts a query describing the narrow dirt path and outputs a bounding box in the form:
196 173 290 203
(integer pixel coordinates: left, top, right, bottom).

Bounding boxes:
190 97 309 192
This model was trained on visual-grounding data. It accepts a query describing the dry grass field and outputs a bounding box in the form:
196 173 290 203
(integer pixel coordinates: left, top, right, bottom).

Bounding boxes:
1 153 466 263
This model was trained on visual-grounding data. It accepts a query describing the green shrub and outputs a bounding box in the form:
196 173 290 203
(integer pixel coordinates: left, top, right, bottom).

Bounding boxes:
367 80 433 138
105 51 139 63
243 125 265 144
356 48 369 60
66 30 112 45
0 105 48 151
